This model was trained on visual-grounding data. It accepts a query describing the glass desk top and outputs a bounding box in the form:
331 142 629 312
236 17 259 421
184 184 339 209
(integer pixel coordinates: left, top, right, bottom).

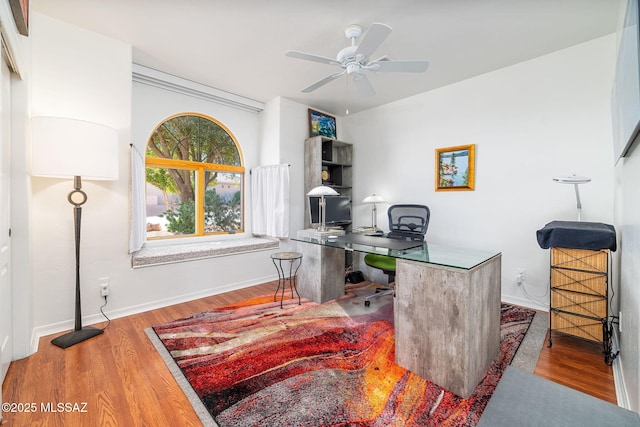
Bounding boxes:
292 234 500 270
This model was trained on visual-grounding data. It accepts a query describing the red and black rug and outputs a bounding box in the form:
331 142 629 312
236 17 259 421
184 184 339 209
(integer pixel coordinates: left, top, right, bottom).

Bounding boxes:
150 289 535 426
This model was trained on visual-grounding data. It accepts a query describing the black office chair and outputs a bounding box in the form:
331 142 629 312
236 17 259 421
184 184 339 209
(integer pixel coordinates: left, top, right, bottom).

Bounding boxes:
364 204 430 307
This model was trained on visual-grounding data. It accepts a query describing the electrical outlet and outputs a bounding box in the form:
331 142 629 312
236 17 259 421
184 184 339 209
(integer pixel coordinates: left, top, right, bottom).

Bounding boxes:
516 269 525 285
99 277 110 297
619 311 622 333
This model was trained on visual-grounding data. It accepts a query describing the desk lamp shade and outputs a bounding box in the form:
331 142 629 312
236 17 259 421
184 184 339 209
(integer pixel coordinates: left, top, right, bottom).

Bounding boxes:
553 174 591 222
362 194 385 229
31 116 118 349
307 185 339 231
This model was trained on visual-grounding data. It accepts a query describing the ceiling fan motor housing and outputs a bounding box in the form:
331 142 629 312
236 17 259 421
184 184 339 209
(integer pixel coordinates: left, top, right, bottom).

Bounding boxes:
344 24 362 40
337 46 358 65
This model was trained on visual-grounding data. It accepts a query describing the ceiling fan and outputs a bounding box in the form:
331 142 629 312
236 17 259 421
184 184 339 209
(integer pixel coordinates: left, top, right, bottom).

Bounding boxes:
285 22 430 97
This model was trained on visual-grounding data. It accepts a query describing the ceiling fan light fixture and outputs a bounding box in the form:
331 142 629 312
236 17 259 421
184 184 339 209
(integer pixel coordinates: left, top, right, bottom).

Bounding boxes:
346 63 361 75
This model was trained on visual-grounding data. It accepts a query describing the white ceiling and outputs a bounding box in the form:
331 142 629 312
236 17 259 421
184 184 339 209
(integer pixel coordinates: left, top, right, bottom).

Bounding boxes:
32 0 621 117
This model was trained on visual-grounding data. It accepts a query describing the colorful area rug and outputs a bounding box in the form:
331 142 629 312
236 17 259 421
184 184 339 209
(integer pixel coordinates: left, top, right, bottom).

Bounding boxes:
150 289 535 427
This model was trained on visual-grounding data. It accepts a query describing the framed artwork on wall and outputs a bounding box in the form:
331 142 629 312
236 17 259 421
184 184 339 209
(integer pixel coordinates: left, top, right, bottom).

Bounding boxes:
308 109 336 139
435 144 475 191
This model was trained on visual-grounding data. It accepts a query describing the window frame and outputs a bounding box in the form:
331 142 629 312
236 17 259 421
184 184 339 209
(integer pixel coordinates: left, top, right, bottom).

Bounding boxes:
145 113 245 240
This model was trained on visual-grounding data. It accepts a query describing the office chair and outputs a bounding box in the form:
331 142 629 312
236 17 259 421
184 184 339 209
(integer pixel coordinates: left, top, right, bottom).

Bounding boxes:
364 204 430 307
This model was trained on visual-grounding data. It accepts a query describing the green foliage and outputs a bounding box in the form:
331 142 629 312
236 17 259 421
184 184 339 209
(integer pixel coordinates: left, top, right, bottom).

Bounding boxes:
204 190 241 232
146 167 178 195
148 115 241 166
162 189 241 235
162 199 196 235
462 168 469 186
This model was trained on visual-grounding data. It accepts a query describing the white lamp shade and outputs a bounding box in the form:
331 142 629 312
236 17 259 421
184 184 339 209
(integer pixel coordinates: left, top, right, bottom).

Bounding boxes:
362 194 385 203
307 185 339 196
31 116 119 180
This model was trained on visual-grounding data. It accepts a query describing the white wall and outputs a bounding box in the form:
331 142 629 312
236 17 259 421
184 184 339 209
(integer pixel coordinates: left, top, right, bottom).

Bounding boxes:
259 97 281 165
615 140 640 411
28 14 276 344
341 35 617 310
30 12 132 339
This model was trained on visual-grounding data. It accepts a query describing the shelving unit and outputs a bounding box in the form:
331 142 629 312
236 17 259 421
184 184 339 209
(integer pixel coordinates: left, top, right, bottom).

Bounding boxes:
536 220 617 365
548 247 610 354
304 136 353 230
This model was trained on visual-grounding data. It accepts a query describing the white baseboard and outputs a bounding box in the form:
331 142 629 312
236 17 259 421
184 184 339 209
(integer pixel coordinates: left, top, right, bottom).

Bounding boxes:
29 274 278 353
611 329 630 409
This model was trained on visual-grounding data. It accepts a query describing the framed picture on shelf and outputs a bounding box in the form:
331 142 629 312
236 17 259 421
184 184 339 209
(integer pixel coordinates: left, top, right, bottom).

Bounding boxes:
435 144 475 191
308 109 337 139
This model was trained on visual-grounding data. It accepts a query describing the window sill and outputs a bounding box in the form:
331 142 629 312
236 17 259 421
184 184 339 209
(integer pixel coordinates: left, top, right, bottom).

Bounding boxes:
131 236 279 268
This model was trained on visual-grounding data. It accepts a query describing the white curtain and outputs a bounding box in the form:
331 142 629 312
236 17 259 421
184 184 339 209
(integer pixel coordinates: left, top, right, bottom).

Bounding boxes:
129 144 146 253
251 164 290 238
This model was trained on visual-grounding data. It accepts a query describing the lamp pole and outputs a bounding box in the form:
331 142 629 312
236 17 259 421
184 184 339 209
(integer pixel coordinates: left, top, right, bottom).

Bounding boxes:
51 176 104 349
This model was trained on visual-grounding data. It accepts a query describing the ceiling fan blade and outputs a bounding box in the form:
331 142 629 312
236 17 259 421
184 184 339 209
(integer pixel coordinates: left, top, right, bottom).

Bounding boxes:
286 50 340 66
354 23 392 59
301 71 345 93
368 59 430 73
352 74 375 97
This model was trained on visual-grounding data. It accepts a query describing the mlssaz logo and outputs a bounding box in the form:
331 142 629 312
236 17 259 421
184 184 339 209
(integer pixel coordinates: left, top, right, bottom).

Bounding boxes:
40 402 88 413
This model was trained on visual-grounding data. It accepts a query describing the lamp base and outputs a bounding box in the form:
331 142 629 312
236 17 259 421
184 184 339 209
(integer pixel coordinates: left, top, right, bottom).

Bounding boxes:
51 326 103 349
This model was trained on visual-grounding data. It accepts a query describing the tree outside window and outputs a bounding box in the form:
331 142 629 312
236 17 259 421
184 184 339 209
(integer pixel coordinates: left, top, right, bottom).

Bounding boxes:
145 114 244 239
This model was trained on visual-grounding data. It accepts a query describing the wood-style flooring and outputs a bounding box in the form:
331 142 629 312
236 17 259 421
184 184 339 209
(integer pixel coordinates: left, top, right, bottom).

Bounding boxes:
1 281 616 426
535 330 616 404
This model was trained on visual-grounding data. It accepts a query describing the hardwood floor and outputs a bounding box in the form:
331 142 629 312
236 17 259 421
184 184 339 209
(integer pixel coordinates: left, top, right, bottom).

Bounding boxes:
535 330 616 404
1 282 617 426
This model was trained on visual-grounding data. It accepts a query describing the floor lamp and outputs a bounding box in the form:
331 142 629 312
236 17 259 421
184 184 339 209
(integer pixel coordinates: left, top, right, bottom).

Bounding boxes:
553 174 591 221
31 117 119 349
307 185 338 232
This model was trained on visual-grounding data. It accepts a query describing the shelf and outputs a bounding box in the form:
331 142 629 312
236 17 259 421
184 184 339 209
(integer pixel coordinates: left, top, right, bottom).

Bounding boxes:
322 160 352 167
305 135 353 232
322 184 352 189
549 247 608 346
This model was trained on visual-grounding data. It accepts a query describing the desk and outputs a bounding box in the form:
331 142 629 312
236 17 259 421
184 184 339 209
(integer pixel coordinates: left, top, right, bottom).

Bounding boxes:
293 232 501 398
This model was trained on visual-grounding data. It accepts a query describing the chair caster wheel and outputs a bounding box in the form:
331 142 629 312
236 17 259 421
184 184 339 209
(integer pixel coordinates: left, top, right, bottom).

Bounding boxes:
364 300 370 307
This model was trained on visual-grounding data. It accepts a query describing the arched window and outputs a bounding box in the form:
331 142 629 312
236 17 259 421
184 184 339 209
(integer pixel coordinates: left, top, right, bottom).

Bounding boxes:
145 113 244 239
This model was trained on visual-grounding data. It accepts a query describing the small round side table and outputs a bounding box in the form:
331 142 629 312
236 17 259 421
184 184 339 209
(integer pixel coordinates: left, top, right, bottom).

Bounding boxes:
270 252 303 308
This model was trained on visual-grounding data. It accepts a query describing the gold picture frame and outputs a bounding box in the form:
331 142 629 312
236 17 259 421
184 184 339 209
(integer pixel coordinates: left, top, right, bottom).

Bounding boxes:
435 144 475 191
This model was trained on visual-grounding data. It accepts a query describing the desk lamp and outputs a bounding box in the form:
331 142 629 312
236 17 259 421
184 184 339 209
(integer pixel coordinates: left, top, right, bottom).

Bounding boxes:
31 117 119 348
307 185 338 232
362 194 385 230
553 174 591 221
